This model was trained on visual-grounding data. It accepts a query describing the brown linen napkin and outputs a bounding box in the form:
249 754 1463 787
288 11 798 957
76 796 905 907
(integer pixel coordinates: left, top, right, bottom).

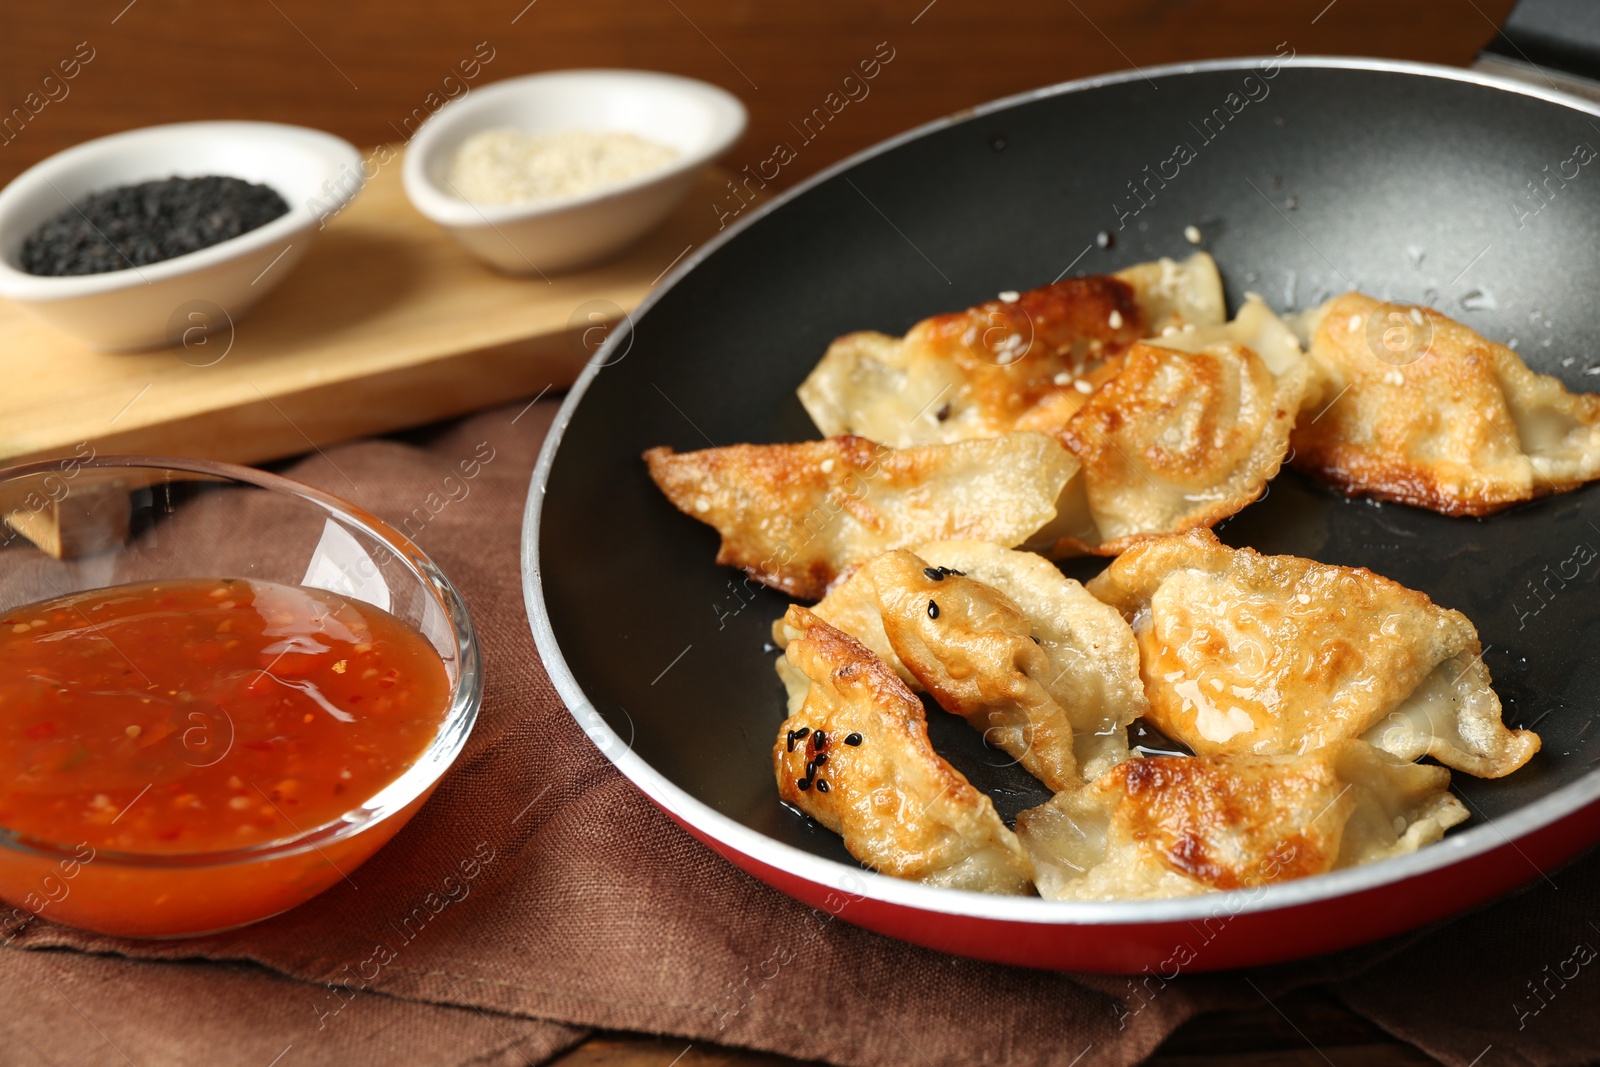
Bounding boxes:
1331 858 1600 1067
3 398 1598 1067
2 947 582 1067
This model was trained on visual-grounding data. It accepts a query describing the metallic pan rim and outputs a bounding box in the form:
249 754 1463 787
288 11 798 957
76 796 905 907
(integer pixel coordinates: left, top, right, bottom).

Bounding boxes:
522 56 1600 929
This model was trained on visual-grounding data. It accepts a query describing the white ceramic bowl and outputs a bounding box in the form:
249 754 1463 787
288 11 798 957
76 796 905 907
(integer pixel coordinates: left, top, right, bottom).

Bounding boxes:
0 121 363 350
403 70 747 274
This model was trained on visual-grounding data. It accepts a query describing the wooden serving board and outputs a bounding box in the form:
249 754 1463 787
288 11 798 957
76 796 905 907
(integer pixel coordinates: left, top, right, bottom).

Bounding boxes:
0 151 738 469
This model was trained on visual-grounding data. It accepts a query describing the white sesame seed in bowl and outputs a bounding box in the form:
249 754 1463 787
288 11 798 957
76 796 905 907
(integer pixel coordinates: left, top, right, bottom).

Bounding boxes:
447 129 681 206
404 70 746 274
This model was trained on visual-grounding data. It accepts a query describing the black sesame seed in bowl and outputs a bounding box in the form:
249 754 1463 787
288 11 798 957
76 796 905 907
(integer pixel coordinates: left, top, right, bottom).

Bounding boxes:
21 176 290 277
0 121 363 349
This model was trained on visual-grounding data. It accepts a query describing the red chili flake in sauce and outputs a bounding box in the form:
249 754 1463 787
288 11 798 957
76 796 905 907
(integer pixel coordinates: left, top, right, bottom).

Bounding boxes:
0 579 451 854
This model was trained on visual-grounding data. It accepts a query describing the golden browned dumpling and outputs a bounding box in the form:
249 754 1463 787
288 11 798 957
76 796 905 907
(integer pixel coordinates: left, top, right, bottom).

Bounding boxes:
869 552 1084 793
1017 740 1468 901
1039 295 1312 556
1291 292 1600 515
797 254 1225 447
1113 253 1232 335
786 541 1146 788
644 432 1078 600
1141 289 1312 397
773 606 1034 894
1086 529 1540 778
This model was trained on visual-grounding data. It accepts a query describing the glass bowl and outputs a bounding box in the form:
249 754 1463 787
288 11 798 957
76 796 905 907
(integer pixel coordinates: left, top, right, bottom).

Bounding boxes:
0 455 480 938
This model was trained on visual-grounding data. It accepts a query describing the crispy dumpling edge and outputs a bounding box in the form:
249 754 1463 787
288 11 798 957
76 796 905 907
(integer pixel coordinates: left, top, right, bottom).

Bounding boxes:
645 431 1078 601
1084 527 1541 778
796 253 1227 444
1290 291 1600 516
774 605 1035 894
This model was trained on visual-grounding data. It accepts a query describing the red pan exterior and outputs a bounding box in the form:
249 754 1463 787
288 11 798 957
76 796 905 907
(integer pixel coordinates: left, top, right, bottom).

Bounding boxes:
527 57 1600 978
668 798 1600 973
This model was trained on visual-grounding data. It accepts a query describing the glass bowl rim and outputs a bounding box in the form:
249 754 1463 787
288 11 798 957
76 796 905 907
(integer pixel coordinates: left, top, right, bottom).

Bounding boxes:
0 453 483 869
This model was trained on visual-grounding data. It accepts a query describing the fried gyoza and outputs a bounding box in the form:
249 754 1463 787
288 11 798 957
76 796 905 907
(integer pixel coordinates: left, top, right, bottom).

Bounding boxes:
1017 740 1468 901
1039 295 1312 556
797 254 1225 447
784 541 1146 788
1086 529 1540 777
644 432 1078 600
1292 292 1600 515
773 606 1034 894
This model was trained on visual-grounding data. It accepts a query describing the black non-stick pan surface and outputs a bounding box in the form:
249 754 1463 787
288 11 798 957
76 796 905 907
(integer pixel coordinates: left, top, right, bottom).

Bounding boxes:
525 58 1600 968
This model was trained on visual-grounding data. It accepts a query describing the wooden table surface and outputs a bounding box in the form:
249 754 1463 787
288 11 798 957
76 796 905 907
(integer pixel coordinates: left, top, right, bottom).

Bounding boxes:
548 989 1444 1066
2 0 1516 192
0 2 1519 1063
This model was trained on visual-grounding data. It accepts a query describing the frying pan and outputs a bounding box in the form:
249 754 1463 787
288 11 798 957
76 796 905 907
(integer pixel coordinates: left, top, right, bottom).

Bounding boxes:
523 50 1600 972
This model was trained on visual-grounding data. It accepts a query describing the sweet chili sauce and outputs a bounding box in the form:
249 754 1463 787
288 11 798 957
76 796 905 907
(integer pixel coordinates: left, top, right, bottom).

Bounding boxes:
0 578 452 855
